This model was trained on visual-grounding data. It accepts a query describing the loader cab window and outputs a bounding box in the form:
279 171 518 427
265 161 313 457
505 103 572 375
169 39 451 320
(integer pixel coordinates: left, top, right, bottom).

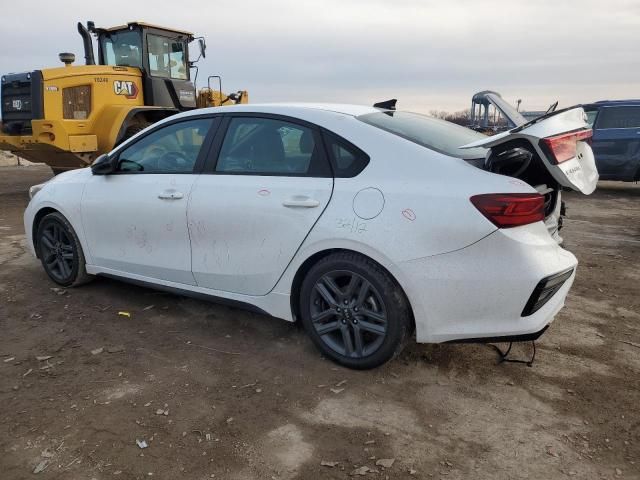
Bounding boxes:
101 30 143 68
147 34 188 80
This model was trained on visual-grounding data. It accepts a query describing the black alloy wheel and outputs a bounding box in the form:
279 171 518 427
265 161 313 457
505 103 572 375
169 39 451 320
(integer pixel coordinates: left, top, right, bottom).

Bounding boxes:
36 212 91 287
300 252 411 369
310 270 388 358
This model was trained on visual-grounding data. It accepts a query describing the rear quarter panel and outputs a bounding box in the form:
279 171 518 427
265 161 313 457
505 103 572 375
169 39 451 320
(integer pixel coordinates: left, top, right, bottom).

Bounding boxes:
274 113 538 290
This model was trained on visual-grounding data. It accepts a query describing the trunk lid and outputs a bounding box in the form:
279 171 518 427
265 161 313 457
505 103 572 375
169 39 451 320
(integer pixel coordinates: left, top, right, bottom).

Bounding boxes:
461 107 598 194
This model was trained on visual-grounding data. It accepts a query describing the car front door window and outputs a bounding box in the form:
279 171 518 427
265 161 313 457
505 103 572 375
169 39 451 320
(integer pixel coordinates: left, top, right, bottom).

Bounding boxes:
118 118 213 173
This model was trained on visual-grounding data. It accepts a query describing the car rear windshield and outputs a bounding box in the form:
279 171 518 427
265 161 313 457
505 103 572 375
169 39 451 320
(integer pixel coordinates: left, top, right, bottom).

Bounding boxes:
357 111 488 160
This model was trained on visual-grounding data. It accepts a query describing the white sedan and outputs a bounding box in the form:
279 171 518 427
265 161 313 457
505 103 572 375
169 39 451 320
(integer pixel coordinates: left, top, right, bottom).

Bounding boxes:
24 103 597 369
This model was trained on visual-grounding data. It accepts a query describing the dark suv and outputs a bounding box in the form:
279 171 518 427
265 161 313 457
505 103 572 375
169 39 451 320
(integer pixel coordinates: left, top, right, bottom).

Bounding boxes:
584 100 640 181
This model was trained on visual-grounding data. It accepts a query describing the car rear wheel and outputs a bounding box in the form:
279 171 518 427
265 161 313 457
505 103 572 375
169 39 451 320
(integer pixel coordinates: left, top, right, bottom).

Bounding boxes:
36 212 92 287
300 252 411 369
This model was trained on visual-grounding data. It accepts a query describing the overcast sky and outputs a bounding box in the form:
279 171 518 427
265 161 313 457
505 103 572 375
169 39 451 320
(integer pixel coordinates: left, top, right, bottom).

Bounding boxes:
1 0 638 113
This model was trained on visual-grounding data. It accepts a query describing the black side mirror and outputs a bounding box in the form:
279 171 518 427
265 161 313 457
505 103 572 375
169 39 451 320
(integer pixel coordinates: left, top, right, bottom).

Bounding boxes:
198 38 206 59
91 154 118 175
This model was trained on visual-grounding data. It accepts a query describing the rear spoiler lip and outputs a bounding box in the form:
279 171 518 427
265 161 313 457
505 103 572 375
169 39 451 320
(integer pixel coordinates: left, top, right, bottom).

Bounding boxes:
510 104 586 133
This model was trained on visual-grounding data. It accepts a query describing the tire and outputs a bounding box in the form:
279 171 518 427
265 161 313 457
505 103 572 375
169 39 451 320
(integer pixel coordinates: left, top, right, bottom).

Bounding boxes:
118 122 151 145
36 212 92 287
299 252 411 369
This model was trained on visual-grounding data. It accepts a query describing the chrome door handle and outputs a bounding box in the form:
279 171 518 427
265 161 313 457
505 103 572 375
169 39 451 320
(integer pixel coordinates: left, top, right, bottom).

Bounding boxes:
158 191 184 200
282 196 320 208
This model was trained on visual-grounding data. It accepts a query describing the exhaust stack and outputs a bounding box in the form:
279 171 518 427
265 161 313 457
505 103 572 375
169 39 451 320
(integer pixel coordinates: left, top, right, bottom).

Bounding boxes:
77 22 95 65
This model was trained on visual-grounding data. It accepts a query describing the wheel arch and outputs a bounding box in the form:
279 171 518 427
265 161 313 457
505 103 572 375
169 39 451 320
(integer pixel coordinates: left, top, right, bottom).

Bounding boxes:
92 105 179 153
31 206 88 263
32 206 60 258
289 248 416 332
113 107 179 146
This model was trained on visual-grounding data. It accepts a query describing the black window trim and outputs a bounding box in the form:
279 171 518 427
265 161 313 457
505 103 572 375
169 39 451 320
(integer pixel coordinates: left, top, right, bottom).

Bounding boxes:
320 128 370 178
201 112 333 178
108 114 221 175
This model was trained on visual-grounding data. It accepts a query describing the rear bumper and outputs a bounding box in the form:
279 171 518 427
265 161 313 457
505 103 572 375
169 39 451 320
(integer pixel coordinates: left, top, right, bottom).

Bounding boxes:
398 221 578 343
521 267 574 316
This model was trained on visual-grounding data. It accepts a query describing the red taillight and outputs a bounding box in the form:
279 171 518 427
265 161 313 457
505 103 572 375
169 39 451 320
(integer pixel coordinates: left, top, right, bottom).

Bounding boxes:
470 193 545 228
540 129 592 164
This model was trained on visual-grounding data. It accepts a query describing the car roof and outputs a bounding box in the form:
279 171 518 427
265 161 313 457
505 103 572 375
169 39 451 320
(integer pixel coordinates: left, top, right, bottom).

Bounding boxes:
590 99 640 107
172 103 382 120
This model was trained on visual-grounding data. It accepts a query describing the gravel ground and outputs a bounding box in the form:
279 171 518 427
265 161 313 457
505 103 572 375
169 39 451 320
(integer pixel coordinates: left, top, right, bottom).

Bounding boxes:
1 165 638 480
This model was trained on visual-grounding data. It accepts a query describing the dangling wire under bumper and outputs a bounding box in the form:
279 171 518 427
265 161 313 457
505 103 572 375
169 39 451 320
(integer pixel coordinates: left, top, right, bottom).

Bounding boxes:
489 341 537 367
445 324 549 367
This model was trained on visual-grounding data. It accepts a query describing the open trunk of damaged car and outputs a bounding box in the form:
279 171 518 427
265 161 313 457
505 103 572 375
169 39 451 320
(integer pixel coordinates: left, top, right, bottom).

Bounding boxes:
360 106 598 242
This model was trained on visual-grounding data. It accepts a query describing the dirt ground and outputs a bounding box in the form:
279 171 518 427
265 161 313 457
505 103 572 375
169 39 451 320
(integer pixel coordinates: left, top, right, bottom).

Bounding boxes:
1 165 638 480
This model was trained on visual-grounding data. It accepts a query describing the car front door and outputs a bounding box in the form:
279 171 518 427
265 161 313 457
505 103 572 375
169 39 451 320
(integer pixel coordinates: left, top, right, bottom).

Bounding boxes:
188 114 334 296
82 116 217 284
591 106 640 180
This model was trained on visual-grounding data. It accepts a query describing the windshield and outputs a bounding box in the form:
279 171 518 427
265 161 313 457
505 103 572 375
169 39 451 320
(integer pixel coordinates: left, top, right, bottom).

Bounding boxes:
357 111 488 160
101 30 142 68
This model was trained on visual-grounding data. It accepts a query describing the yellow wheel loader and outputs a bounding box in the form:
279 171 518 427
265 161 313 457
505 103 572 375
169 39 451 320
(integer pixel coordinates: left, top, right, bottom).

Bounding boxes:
0 21 248 174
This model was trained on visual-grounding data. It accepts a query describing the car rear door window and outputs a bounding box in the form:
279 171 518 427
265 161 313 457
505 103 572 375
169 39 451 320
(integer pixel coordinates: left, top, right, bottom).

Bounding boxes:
596 106 640 129
215 117 330 176
117 118 213 173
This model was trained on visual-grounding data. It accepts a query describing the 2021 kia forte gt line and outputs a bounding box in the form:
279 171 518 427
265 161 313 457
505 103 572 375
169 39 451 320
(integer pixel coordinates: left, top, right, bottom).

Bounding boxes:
24 103 597 369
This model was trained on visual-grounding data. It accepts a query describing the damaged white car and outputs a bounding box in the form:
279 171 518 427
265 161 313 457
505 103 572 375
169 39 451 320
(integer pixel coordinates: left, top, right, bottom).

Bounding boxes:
24 103 597 369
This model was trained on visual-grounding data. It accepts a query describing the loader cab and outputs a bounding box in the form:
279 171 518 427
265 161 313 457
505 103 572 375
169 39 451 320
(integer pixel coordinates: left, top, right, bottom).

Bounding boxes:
94 22 199 110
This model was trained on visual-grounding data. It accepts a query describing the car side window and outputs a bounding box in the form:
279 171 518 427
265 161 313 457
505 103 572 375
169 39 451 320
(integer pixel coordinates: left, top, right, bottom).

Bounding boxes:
215 117 330 176
584 109 599 128
118 118 213 173
323 132 370 178
596 106 640 129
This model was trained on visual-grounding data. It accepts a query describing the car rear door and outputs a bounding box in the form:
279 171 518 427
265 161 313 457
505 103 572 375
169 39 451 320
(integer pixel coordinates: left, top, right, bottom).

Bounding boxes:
461 107 598 194
187 114 333 296
590 105 640 181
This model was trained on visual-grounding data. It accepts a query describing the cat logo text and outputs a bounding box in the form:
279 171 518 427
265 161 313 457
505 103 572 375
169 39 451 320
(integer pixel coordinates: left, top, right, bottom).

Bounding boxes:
113 80 139 100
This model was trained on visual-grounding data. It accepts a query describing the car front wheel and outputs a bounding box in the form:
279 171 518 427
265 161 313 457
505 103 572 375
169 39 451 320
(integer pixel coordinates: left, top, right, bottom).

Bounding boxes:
300 252 411 369
36 212 92 287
